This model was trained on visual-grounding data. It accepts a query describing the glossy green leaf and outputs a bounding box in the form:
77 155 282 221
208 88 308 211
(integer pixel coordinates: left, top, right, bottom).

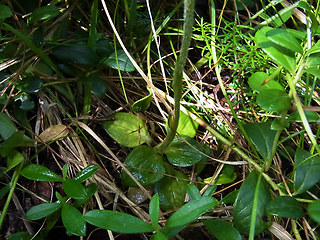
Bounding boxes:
204 219 242 240
0 131 33 157
186 184 201 200
288 111 320 122
103 50 135 72
167 111 199 138
164 136 206 167
21 164 62 182
243 121 277 160
294 148 320 195
75 183 98 207
61 204 86 236
7 232 34 240
220 190 239 205
266 196 304 218
102 112 152 148
257 89 291 111
96 38 113 59
272 10 292 27
82 74 106 96
0 4 12 20
74 164 99 183
132 91 153 113
84 210 154 233
307 53 320 66
0 112 18 140
306 41 320 55
33 27 44 47
305 65 320 77
255 27 296 71
15 93 35 111
121 145 165 187
271 118 286 130
308 200 320 223
166 196 217 228
155 165 187 211
150 194 160 229
53 44 98 65
204 165 237 185
248 72 283 93
30 5 60 22
6 150 24 172
17 76 42 93
26 202 61 220
233 171 271 236
266 28 303 54
63 179 87 199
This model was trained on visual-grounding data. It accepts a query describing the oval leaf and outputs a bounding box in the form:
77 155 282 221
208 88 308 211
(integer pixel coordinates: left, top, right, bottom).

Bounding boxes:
288 111 320 122
21 164 62 182
0 4 13 20
61 204 86 236
103 50 135 72
84 210 154 233
266 196 304 218
233 170 271 236
204 219 242 240
17 76 43 93
74 164 99 182
248 72 283 93
149 194 160 229
164 136 206 167
257 89 291 112
308 200 320 223
102 112 152 148
166 196 217 228
294 148 320 195
26 202 61 220
0 112 18 140
62 179 87 199
121 145 165 187
132 91 153 113
168 111 199 138
30 5 60 22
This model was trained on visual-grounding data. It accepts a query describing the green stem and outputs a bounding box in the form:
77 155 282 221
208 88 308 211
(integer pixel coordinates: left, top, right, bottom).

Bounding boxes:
0 162 23 230
248 173 262 240
156 0 195 153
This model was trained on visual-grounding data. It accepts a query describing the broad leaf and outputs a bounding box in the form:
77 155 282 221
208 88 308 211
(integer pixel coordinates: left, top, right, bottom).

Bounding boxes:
7 232 34 240
204 165 237 185
62 179 87 199
74 183 98 207
102 112 152 148
248 72 283 93
243 121 277 160
149 194 160 229
21 164 62 182
16 76 43 93
233 171 271 236
164 136 206 167
103 50 135 72
266 196 304 218
0 131 33 157
0 112 17 140
308 200 320 223
204 219 242 240
30 5 60 23
294 148 320 195
307 53 320 66
82 74 106 96
84 210 154 233
26 202 61 220
288 111 320 122
121 145 165 187
132 91 153 113
61 204 86 236
74 164 99 182
166 196 217 228
155 165 187 211
255 27 296 72
167 111 199 138
0 4 12 20
6 150 24 172
266 28 303 54
257 89 291 112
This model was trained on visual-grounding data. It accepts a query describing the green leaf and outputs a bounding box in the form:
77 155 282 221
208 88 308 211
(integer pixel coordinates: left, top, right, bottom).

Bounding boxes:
186 184 201 200
166 196 217 228
308 200 320 223
248 72 283 93
204 219 242 240
266 28 303 54
53 44 98 65
153 231 169 240
307 53 320 66
167 111 199 138
305 65 320 77
132 91 153 113
233 171 271 236
82 74 106 96
61 204 86 236
103 50 135 72
15 93 35 111
0 131 33 157
21 164 63 182
26 202 61 220
84 210 154 233
6 150 24 172
257 89 291 112
0 112 18 140
102 112 152 148
294 148 320 195
243 121 277 160
7 232 34 240
255 27 296 72
164 136 206 167
288 111 320 122
16 76 43 93
74 164 99 183
150 194 160 229
75 183 98 206
121 145 165 187
266 196 304 218
62 179 87 199
204 165 237 185
30 5 60 23
220 190 239 205
155 165 188 211
0 4 12 20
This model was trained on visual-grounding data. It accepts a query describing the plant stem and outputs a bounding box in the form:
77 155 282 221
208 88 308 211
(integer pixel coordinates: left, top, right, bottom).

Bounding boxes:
156 0 195 153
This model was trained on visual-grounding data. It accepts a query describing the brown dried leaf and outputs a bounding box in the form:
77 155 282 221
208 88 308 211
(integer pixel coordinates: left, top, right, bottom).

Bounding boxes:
37 124 69 143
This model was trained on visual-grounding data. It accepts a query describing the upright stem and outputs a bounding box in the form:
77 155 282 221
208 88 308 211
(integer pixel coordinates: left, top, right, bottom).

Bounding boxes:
156 0 195 153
